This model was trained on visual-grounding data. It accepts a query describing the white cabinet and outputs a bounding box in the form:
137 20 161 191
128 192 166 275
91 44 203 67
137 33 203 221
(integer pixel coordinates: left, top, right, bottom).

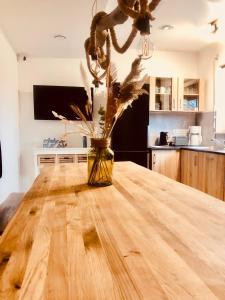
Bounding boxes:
34 148 88 176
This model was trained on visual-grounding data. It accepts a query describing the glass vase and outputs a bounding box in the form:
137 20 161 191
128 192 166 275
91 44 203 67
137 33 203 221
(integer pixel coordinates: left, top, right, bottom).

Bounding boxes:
88 138 114 186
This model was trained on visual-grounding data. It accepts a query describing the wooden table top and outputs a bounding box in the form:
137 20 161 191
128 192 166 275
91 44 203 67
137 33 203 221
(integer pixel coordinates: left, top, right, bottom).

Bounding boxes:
1 162 225 300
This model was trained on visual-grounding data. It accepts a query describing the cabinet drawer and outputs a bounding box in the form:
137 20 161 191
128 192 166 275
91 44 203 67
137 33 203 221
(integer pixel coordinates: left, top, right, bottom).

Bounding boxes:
38 155 56 165
58 155 75 163
77 154 87 163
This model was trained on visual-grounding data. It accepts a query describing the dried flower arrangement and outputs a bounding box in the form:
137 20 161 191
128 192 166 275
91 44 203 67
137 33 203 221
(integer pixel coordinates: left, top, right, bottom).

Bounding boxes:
53 57 147 186
52 1 162 186
53 57 147 141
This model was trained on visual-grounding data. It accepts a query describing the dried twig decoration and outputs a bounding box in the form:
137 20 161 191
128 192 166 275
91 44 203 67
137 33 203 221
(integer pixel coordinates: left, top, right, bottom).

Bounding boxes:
110 26 138 54
89 11 108 60
85 0 162 86
53 57 147 140
209 19 218 34
104 57 148 137
85 34 111 87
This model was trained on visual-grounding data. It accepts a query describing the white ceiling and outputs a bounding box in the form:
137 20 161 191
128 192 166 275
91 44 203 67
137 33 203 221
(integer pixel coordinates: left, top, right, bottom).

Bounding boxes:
0 0 225 58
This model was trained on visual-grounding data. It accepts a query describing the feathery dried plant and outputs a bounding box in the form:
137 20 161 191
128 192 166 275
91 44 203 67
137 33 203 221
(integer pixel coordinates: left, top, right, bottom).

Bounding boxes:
53 57 148 141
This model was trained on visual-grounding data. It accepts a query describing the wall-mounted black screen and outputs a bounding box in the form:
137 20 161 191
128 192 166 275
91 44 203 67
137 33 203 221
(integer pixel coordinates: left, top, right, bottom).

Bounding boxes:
33 85 93 120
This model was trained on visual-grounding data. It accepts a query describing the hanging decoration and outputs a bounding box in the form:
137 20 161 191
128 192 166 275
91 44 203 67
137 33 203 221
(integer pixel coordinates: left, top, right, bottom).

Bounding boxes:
209 19 219 33
85 0 162 87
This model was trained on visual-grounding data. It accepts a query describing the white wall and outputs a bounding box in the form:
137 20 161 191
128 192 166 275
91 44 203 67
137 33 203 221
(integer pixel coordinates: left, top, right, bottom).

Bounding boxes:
112 49 199 80
214 44 225 133
198 43 222 111
0 29 19 203
18 57 107 191
198 42 225 132
18 49 198 191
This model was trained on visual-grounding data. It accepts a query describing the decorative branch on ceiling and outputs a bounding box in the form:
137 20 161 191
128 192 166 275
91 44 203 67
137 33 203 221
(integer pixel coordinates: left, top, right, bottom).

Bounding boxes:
209 19 219 34
85 0 162 87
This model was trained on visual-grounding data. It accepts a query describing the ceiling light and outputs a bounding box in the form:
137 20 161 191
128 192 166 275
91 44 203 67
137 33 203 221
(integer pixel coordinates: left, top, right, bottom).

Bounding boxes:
137 34 155 60
85 0 162 86
159 25 174 31
54 34 66 40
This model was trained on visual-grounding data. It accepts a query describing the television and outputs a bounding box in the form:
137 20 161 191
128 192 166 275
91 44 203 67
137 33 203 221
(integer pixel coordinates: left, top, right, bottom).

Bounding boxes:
33 85 93 120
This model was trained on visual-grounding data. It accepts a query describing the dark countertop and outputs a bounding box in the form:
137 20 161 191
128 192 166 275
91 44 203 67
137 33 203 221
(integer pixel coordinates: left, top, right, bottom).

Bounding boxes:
149 145 183 150
148 145 225 155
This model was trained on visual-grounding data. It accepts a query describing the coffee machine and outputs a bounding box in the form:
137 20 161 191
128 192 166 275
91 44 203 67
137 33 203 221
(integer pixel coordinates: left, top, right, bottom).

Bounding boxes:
189 126 202 146
159 132 168 145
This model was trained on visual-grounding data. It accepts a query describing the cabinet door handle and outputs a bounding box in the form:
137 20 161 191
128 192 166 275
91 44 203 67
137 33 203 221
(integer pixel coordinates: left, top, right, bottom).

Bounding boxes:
206 157 214 161
147 153 150 169
194 155 198 166
153 154 156 165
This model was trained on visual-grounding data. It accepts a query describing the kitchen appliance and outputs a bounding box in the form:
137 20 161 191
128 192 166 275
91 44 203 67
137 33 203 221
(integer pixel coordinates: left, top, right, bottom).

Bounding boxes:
82 136 87 148
174 136 189 146
111 84 149 168
173 129 189 146
189 126 202 146
159 132 168 145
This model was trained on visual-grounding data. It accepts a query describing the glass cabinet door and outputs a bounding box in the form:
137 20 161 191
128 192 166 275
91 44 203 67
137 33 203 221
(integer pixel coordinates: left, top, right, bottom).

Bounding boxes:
155 77 172 110
150 77 177 111
178 78 201 111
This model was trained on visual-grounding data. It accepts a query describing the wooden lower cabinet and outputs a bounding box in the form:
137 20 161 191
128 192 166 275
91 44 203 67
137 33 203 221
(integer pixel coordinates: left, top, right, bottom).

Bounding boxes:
151 150 180 181
180 149 198 189
151 149 225 200
181 150 225 200
198 152 225 200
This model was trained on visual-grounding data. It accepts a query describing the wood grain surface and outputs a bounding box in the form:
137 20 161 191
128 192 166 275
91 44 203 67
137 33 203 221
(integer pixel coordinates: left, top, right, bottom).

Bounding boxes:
0 193 24 235
1 162 225 299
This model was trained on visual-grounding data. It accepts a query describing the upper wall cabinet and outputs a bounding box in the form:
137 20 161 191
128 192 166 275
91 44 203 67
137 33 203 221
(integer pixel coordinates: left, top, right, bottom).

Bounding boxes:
150 77 205 112
177 78 205 112
150 77 177 111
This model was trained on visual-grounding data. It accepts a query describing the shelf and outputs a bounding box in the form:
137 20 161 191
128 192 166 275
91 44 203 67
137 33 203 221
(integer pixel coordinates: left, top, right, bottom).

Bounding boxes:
182 109 199 112
152 110 172 112
184 94 199 97
149 110 204 113
34 147 88 155
34 150 88 176
155 93 171 95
